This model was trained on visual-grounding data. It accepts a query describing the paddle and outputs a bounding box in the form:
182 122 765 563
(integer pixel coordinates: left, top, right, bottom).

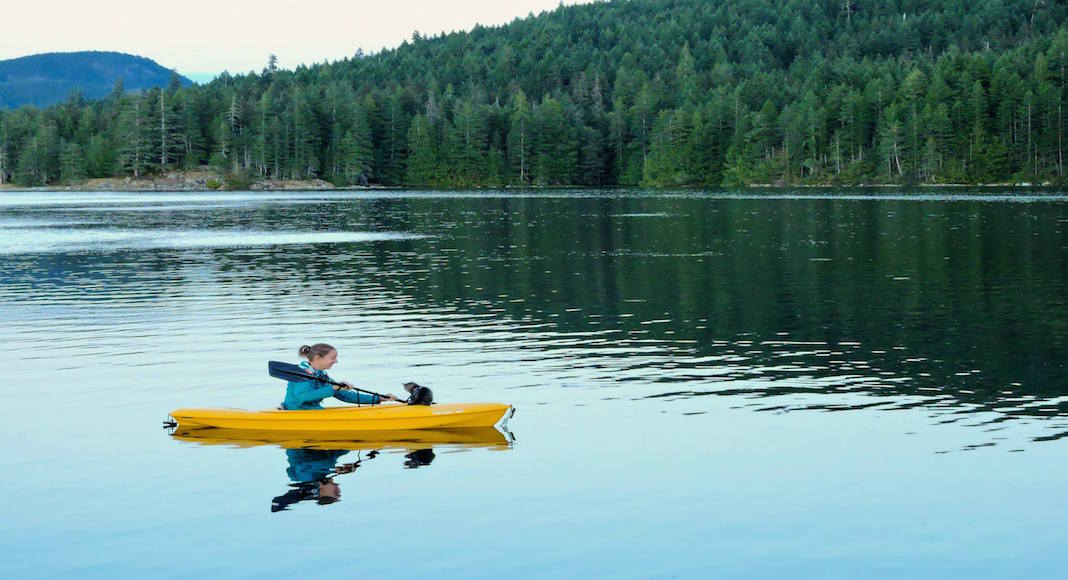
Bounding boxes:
268 361 400 404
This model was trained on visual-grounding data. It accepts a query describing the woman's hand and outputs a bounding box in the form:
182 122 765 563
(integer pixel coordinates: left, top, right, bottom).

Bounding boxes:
381 393 400 402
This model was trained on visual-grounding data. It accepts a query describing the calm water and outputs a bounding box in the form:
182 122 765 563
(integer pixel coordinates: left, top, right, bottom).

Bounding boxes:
1 190 1066 578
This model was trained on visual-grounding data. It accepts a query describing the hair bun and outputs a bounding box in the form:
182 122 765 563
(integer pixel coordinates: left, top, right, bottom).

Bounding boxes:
299 343 336 360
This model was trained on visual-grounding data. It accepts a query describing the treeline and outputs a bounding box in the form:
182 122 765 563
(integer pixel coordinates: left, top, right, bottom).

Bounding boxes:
1 0 1067 188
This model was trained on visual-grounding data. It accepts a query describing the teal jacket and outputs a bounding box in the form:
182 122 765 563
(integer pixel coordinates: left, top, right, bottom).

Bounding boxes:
282 360 380 410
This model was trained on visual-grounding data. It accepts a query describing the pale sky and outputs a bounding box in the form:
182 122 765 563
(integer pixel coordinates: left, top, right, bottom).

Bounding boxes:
1 0 597 83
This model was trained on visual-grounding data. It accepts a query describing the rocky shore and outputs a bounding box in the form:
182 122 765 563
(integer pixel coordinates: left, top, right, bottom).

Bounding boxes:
0 170 344 192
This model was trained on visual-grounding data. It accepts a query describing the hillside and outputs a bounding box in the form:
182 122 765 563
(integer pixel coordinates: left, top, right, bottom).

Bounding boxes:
0 51 192 109
1 0 1066 188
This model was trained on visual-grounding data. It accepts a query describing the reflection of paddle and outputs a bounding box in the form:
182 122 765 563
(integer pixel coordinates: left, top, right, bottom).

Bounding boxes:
268 361 399 403
330 449 379 476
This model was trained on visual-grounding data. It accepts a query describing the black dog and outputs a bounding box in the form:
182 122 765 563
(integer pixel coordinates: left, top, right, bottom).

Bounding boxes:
403 382 434 405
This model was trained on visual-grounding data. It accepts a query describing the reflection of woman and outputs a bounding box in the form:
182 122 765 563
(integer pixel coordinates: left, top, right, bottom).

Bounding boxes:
270 480 340 512
285 448 352 482
270 448 357 512
269 445 441 511
282 343 398 410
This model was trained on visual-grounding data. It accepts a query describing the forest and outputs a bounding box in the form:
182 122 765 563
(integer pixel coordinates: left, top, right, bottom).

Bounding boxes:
1 0 1066 188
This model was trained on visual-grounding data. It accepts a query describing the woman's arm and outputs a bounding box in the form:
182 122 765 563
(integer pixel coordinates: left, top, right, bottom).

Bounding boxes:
288 381 337 405
333 388 381 405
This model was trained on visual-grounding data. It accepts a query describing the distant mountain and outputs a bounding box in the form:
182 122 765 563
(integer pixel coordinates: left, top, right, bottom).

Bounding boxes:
0 51 192 109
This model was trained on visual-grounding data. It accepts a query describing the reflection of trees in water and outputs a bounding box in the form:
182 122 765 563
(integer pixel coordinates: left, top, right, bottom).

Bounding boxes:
367 196 1068 436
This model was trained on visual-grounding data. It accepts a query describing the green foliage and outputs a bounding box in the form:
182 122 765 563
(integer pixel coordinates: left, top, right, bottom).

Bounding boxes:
405 114 443 185
223 171 253 190
3 0 1068 187
533 97 578 185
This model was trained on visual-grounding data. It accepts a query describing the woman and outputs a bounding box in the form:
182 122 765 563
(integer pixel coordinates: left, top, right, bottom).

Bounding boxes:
281 343 398 410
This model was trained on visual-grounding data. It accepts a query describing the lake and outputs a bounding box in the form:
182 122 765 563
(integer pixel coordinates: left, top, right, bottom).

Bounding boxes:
1 189 1066 578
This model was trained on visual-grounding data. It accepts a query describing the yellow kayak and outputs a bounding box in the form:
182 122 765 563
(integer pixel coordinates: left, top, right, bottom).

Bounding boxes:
168 402 513 432
170 425 513 451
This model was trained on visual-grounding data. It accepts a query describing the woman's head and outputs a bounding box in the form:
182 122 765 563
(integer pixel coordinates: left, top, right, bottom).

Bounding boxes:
317 479 341 504
299 343 338 370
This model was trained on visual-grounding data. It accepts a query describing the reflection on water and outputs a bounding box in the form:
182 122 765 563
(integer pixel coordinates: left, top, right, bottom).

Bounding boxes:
0 227 426 255
270 449 435 512
272 449 357 512
171 425 513 512
169 426 516 450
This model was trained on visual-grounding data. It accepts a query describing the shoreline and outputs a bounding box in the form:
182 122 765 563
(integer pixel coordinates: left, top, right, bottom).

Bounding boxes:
0 170 1060 193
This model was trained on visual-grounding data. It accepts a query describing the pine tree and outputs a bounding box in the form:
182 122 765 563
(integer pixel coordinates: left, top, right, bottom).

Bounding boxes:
377 90 410 185
448 100 489 184
118 98 149 177
405 113 442 185
877 105 904 179
292 86 321 178
325 82 356 181
59 140 84 183
578 76 608 185
1047 29 1068 176
339 100 374 185
0 119 8 185
15 135 43 186
507 90 534 185
674 43 699 108
533 96 577 185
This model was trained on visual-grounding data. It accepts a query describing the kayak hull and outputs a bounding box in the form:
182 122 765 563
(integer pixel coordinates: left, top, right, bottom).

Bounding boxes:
170 426 513 451
168 402 513 432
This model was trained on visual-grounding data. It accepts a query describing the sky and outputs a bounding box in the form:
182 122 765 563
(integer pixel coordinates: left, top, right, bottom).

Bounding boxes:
0 0 597 83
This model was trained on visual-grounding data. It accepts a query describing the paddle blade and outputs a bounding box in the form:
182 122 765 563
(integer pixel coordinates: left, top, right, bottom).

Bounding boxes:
268 360 314 382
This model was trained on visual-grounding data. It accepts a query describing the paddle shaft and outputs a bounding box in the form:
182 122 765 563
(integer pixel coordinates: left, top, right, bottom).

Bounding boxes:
268 362 397 402
327 450 379 479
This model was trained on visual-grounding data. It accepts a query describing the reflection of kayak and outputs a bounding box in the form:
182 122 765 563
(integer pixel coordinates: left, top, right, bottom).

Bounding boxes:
171 425 514 451
167 402 513 432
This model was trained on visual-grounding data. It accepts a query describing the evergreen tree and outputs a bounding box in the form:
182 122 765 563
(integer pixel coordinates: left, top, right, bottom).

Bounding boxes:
533 96 577 185
118 98 150 177
507 89 534 184
0 116 10 185
340 99 374 185
448 100 489 184
405 113 442 185
15 134 44 186
292 86 321 178
59 140 85 183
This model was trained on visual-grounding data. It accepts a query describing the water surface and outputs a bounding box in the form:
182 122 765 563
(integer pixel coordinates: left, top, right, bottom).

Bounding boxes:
1 190 1066 578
